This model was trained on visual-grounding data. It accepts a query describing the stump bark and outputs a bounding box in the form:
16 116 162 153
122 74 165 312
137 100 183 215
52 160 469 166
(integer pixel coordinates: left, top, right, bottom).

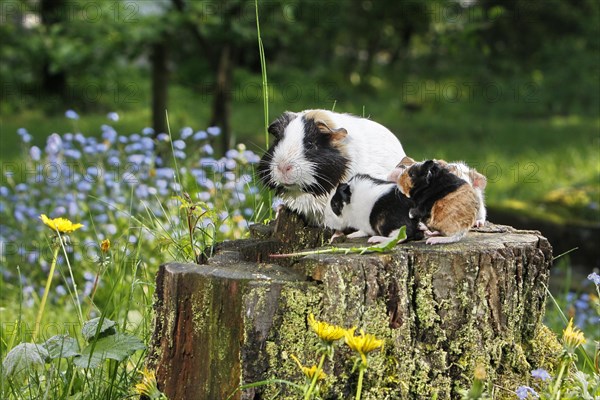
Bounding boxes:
148 210 558 400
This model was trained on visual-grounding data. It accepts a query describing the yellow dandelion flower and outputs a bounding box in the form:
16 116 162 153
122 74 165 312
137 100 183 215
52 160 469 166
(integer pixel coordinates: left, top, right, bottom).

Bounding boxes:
291 354 327 381
134 367 166 399
100 239 110 253
307 313 346 343
344 328 384 366
40 214 83 233
562 318 586 350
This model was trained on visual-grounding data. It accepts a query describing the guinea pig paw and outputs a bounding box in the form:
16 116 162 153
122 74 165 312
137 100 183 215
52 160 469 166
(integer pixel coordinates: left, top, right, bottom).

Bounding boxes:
367 236 388 244
347 230 369 239
329 230 345 244
474 219 486 228
417 222 429 231
424 230 441 237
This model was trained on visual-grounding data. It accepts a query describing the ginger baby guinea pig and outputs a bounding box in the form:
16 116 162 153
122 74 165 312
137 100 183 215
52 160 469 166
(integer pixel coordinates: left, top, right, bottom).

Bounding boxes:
257 109 406 225
389 156 487 227
397 160 479 245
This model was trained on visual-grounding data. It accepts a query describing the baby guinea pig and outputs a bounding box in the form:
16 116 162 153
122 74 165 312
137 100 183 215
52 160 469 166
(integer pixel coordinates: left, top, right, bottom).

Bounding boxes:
439 160 487 227
397 160 479 245
327 174 423 244
388 157 487 227
257 109 406 225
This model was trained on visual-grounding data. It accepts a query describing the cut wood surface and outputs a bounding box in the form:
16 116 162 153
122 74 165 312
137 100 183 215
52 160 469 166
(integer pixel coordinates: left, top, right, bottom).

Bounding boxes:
149 209 559 400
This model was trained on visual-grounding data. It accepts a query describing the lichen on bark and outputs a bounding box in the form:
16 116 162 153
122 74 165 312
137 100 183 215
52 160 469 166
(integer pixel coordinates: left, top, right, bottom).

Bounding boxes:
149 216 559 400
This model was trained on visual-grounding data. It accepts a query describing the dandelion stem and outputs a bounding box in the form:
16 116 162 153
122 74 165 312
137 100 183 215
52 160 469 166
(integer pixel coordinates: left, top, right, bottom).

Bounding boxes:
304 352 326 400
58 234 84 326
33 244 59 341
551 358 567 400
355 364 366 400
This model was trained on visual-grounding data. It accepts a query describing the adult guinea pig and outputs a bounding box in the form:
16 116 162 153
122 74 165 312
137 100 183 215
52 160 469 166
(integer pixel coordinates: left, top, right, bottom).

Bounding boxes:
257 109 406 224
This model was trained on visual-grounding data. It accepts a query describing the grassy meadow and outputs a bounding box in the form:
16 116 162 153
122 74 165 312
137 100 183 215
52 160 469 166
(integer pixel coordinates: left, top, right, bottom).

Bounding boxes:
1 71 599 400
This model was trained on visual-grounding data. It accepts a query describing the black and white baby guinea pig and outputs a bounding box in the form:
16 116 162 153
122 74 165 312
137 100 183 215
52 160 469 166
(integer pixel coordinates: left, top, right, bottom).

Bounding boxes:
257 110 406 225
326 174 423 244
389 156 487 227
397 160 479 245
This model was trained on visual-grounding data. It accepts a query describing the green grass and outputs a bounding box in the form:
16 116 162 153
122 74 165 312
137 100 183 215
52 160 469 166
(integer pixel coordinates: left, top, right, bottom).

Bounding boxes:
1 80 598 398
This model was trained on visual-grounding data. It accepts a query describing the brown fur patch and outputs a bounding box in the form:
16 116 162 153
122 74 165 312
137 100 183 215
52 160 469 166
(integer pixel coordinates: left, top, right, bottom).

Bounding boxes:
427 184 478 236
304 109 335 126
397 172 413 197
304 110 348 142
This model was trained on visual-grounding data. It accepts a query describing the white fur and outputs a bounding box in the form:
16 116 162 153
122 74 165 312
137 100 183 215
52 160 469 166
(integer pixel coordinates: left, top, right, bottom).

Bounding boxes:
325 175 396 236
268 110 406 224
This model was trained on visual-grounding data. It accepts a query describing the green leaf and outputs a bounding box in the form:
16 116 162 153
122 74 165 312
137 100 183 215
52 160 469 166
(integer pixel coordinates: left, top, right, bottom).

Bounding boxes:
43 335 80 359
368 226 407 253
81 317 116 341
74 333 145 368
270 225 408 258
2 343 49 379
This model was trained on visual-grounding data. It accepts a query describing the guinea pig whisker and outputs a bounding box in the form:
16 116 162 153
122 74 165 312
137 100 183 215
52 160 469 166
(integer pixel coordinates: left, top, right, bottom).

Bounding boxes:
312 171 336 189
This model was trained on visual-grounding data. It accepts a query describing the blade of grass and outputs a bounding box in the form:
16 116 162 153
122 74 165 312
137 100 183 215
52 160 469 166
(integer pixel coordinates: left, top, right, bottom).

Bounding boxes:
255 0 269 147
255 0 273 220
543 283 595 371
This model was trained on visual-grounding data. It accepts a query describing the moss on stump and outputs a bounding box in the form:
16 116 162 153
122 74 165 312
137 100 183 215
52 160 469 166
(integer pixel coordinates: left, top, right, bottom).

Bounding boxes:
148 209 558 399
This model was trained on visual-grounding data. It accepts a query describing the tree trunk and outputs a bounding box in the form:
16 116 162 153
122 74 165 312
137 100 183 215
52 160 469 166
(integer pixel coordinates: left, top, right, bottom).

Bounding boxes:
149 209 559 400
151 40 169 135
209 45 232 153
40 0 67 106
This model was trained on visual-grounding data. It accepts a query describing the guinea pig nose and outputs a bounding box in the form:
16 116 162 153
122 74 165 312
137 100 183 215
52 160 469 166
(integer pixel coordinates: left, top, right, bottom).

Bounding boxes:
278 163 293 173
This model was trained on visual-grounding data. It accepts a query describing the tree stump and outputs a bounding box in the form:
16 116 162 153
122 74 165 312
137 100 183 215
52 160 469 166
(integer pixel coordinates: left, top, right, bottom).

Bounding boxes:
148 209 559 400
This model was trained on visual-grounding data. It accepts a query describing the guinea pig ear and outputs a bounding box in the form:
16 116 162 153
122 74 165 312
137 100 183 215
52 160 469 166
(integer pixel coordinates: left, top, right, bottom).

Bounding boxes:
316 120 348 142
397 156 415 168
470 170 487 190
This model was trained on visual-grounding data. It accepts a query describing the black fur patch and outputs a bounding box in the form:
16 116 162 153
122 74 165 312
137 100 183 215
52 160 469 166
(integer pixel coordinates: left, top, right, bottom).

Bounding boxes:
257 112 298 189
370 186 423 240
268 111 296 139
301 116 348 196
407 160 467 221
353 174 389 186
331 183 351 216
